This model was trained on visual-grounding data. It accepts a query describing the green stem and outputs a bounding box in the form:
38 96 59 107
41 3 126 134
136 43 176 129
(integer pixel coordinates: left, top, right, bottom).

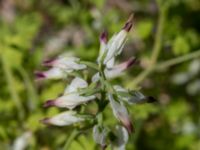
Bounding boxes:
155 50 200 71
18 66 38 111
150 8 167 65
63 129 79 149
1 55 24 121
128 49 200 88
128 4 168 88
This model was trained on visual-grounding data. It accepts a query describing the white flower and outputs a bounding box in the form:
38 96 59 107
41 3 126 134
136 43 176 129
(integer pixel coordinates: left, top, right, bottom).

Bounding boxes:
44 77 95 109
13 132 32 150
108 94 133 134
97 31 108 64
103 30 127 68
35 67 66 79
92 57 137 82
112 126 129 150
43 56 86 72
40 111 84 126
105 57 137 78
114 86 156 104
93 125 108 148
98 14 133 68
64 76 88 93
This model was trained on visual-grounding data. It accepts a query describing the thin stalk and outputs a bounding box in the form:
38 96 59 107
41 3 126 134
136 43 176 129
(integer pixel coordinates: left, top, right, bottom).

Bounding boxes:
128 4 168 88
18 66 38 111
63 129 79 149
1 55 24 121
155 49 200 71
150 8 167 65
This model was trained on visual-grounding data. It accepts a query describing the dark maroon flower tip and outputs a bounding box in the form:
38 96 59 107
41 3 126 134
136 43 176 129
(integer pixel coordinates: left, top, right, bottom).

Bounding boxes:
100 30 108 43
147 96 157 103
39 118 50 124
126 57 139 68
43 100 55 107
122 13 134 32
124 120 135 134
35 72 46 79
42 59 55 66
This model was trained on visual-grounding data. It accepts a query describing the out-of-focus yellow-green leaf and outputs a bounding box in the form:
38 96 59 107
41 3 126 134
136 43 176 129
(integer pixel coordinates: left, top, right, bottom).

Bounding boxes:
136 20 153 40
173 36 190 55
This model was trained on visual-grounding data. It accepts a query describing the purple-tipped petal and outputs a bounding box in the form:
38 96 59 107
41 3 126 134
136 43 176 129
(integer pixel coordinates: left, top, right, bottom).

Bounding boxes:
126 57 139 68
118 112 134 134
43 100 56 107
40 118 50 125
100 30 108 43
42 59 55 66
124 119 134 134
122 13 134 32
113 57 138 71
35 71 46 79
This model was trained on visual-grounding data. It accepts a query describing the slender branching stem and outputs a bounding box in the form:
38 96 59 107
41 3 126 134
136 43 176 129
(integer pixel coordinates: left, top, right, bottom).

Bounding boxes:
128 2 168 88
155 50 200 71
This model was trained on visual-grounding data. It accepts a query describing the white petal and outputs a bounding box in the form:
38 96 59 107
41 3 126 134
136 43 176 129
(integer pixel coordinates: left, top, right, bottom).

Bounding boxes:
113 126 129 150
104 30 127 65
93 125 107 146
65 77 88 93
47 111 84 126
106 57 115 68
44 67 66 79
108 94 129 122
13 132 32 150
92 73 100 83
50 56 86 71
54 93 95 109
113 85 127 92
97 42 107 63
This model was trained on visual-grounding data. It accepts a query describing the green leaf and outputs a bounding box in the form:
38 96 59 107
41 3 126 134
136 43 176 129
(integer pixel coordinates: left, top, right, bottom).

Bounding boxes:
173 36 190 56
3 48 23 68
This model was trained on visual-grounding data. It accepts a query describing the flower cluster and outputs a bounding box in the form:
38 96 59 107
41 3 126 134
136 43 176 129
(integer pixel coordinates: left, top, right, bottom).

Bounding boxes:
37 14 156 149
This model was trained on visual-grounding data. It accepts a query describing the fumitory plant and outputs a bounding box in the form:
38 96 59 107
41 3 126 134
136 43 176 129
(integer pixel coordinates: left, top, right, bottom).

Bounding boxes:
36 14 156 149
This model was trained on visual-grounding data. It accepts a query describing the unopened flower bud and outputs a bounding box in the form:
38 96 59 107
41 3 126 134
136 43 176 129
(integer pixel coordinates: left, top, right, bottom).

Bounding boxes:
35 68 66 80
111 125 129 150
43 56 86 71
40 111 84 126
108 94 134 134
105 57 138 78
122 13 134 32
93 125 108 148
43 77 95 109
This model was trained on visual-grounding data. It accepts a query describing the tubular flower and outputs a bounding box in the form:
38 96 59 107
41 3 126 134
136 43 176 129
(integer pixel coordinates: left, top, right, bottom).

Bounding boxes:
40 111 84 126
43 56 86 71
36 54 86 80
44 77 95 109
93 125 108 149
111 126 129 150
108 94 134 134
92 57 137 82
98 14 134 68
35 67 66 79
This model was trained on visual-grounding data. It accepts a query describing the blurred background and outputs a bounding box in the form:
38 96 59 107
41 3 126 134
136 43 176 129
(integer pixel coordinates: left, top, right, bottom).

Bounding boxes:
0 0 200 149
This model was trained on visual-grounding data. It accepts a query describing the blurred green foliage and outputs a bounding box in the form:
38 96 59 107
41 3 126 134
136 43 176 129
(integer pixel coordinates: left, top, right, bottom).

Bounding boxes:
0 0 200 149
